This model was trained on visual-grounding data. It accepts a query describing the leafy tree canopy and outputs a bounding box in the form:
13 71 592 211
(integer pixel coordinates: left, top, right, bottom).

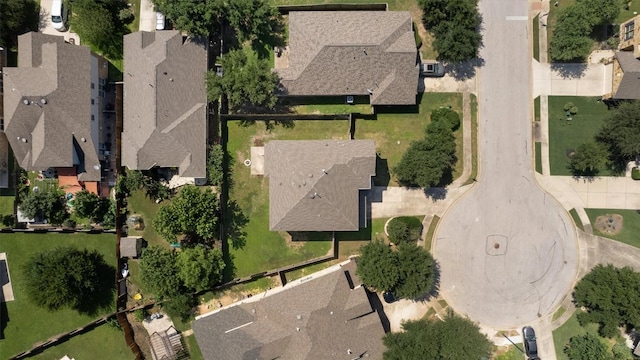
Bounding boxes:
0 0 39 49
152 185 220 245
564 333 609 360
568 141 609 176
431 108 461 131
69 0 127 59
176 245 225 292
419 0 482 63
387 217 422 244
383 315 492 360
206 49 279 112
395 243 436 299
139 246 182 297
23 246 114 312
356 240 400 292
152 0 224 37
20 190 69 225
598 101 640 165
573 264 640 338
207 144 225 187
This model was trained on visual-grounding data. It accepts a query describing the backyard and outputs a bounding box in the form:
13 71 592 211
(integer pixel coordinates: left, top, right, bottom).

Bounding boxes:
28 324 132 360
547 96 611 176
0 233 118 358
585 208 640 248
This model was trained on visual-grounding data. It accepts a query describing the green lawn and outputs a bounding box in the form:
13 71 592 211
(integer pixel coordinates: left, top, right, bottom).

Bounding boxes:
616 0 640 24
533 14 540 61
534 96 540 122
585 209 640 248
569 208 585 231
30 324 133 360
535 142 542 174
548 96 610 175
552 309 603 360
0 233 117 358
127 0 142 33
495 344 524 360
126 188 170 249
463 94 478 186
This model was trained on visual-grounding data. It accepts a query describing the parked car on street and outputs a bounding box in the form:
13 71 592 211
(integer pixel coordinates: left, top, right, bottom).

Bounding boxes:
522 326 540 360
420 61 445 77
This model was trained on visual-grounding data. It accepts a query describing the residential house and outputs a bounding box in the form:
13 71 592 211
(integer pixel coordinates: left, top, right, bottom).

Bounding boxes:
192 260 387 360
122 31 208 184
2 32 108 193
274 11 419 106
611 15 640 99
264 139 376 232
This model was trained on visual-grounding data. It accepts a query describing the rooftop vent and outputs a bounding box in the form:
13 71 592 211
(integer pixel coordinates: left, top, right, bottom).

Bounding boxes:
23 99 29 105
40 98 47 104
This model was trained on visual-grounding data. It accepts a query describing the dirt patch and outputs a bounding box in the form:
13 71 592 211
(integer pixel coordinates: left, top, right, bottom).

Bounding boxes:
595 214 623 235
126 312 153 360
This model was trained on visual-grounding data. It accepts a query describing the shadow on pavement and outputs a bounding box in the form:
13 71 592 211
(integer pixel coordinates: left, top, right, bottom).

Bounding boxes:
445 58 485 81
550 63 588 79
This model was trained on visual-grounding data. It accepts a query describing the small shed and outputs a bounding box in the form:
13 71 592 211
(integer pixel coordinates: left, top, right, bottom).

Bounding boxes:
120 236 143 258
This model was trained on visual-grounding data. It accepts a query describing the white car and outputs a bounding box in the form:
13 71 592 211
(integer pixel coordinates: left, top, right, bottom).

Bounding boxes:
156 12 166 31
51 0 67 32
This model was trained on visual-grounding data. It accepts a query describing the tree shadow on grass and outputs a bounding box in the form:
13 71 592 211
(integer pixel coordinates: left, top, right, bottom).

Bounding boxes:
76 255 116 316
225 200 248 250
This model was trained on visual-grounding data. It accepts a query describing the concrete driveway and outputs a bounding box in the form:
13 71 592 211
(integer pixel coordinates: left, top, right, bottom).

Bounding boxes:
39 0 80 43
139 0 158 32
433 2 578 356
532 61 612 97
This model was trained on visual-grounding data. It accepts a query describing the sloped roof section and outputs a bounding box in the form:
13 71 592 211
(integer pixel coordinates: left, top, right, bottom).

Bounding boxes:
192 260 386 360
276 11 419 105
2 32 101 181
122 31 208 178
264 140 375 231
614 51 640 99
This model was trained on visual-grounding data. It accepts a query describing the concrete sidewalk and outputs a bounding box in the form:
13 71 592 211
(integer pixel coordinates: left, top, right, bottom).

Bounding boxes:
532 61 612 97
537 174 640 210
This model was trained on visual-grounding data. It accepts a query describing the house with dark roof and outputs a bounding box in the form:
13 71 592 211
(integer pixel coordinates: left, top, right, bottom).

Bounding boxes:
122 31 208 182
2 32 107 188
264 139 376 232
192 260 387 360
274 11 419 106
611 15 640 99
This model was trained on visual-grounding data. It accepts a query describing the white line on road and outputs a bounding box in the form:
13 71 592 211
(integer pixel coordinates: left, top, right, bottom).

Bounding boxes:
506 16 528 20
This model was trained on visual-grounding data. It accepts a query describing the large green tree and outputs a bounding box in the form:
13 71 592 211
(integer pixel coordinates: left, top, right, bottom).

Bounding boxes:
152 185 220 245
73 190 112 224
383 316 492 360
0 0 39 49
139 246 182 297
395 243 436 299
573 264 640 338
356 240 400 292
393 118 456 188
419 0 481 63
206 49 279 112
207 144 225 187
564 334 609 360
69 0 126 59
176 245 225 292
568 141 609 176
227 0 279 44
598 101 640 167
20 190 69 225
23 246 114 312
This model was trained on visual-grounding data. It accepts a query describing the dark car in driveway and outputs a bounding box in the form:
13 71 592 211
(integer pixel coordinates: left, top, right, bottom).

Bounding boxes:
523 326 539 359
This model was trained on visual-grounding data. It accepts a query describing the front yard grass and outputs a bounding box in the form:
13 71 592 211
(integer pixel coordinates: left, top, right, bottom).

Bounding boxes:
569 208 585 231
552 309 603 360
0 233 116 358
533 14 540 61
548 96 610 176
585 208 640 248
616 1 640 24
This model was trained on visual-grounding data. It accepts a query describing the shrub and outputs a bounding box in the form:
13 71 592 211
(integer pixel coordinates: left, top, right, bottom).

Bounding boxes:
430 107 461 131
63 219 77 229
564 102 578 115
1 214 14 228
632 168 640 180
133 309 147 322
387 217 422 244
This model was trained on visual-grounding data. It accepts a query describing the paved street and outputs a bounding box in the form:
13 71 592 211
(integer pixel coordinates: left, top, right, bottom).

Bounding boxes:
433 0 578 342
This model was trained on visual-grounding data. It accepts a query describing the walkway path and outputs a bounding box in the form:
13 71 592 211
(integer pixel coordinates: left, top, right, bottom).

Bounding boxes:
139 0 157 32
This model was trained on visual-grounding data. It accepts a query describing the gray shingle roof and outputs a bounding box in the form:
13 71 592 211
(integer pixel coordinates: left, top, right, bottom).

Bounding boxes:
122 31 208 178
276 11 419 105
2 32 102 181
614 51 640 99
264 140 375 232
192 260 386 360
120 236 143 258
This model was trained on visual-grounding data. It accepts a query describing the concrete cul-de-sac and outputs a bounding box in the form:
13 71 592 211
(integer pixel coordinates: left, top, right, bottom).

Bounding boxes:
433 0 578 330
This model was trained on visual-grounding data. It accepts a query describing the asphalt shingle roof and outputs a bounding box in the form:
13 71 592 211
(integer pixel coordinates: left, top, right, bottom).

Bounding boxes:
614 51 640 99
192 260 386 360
276 11 419 105
264 140 376 232
2 32 102 181
122 31 208 178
